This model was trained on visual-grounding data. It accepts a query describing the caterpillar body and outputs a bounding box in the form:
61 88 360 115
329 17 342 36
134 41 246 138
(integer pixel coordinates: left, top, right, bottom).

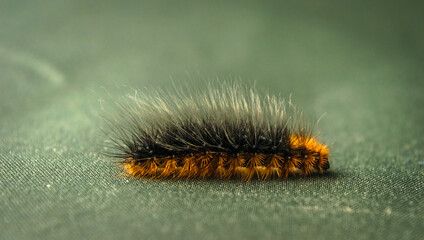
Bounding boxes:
106 83 330 180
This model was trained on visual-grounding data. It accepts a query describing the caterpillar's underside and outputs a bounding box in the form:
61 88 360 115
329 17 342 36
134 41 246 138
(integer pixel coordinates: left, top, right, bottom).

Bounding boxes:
123 135 329 180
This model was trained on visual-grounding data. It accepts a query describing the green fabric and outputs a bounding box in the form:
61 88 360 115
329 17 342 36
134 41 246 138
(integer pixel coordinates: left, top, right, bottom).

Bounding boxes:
1 1 423 239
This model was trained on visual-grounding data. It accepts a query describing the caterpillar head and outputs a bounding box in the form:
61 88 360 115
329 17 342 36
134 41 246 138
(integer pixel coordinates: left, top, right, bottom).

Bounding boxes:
290 135 330 174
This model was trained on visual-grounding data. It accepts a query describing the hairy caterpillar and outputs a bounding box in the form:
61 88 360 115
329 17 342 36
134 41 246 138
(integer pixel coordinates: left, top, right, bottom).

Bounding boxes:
104 83 329 180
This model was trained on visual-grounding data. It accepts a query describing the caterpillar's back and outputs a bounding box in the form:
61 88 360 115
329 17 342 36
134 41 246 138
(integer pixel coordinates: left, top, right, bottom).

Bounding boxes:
105 83 329 180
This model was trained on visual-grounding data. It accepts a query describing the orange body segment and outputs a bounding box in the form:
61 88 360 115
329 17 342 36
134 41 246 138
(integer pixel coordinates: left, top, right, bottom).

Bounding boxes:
122 135 329 180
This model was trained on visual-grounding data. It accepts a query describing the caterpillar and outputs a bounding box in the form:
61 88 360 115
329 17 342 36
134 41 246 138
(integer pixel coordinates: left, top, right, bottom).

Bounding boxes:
104 83 329 180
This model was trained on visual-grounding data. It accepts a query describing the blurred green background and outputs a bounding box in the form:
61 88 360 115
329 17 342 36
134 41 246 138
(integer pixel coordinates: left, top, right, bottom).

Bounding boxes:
1 1 423 239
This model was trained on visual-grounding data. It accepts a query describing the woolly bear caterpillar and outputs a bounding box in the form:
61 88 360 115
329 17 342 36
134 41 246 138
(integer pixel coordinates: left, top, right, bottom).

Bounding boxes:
104 82 329 180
